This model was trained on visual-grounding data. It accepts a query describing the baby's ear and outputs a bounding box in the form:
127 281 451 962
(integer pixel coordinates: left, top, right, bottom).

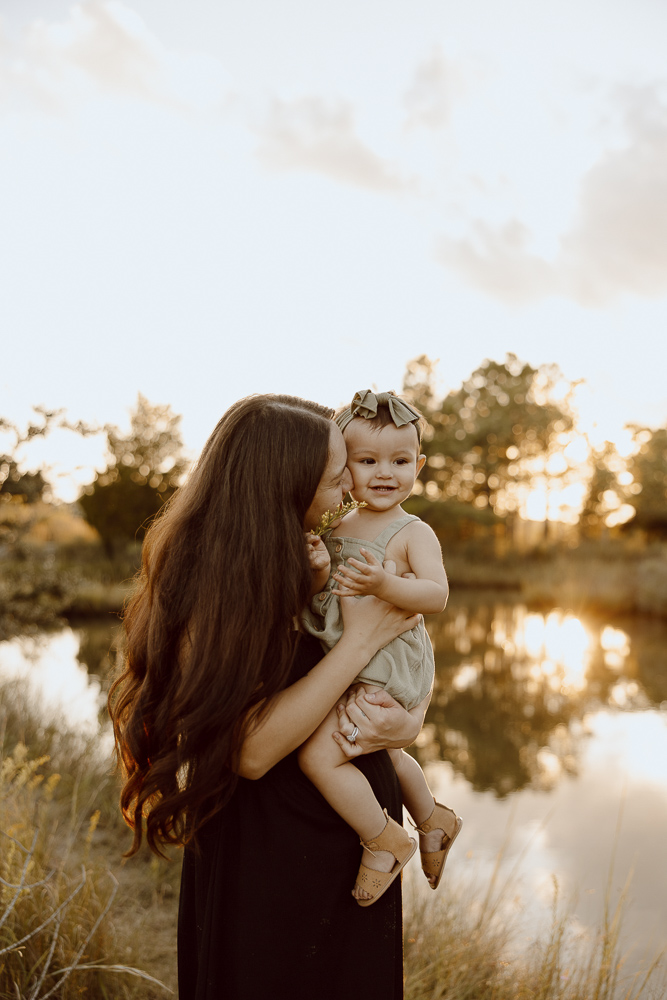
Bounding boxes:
416 454 427 476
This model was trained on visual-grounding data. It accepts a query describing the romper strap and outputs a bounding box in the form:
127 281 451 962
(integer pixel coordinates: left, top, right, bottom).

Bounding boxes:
371 514 419 552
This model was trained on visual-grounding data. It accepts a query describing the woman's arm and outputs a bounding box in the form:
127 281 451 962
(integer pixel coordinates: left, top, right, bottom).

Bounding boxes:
332 687 431 757
236 593 420 780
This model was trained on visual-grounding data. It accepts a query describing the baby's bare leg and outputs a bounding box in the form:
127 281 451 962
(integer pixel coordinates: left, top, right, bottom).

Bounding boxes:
387 748 436 827
298 707 396 901
388 748 450 887
299 707 387 839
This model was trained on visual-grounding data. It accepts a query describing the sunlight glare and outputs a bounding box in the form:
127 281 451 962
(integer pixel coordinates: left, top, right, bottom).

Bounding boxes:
523 614 547 658
519 611 591 693
536 748 562 783
544 613 590 692
0 630 102 734
600 625 630 671
452 663 481 692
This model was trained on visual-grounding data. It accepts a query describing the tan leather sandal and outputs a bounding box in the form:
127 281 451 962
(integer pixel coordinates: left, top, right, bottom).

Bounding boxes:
413 800 462 890
355 809 417 908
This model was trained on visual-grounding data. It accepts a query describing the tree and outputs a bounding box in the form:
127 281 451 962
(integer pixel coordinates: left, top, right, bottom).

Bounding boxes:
0 407 61 503
0 460 48 503
401 354 439 414
410 354 573 518
578 442 624 538
625 426 667 537
79 395 187 555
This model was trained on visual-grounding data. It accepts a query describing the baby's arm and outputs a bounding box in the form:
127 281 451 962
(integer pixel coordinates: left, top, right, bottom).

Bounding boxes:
332 521 447 614
305 532 331 596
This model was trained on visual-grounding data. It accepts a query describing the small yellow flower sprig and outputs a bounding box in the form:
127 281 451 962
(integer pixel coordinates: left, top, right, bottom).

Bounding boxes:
311 499 367 536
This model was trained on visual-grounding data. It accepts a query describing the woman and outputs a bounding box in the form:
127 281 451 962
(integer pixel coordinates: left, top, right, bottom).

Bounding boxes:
109 395 429 1000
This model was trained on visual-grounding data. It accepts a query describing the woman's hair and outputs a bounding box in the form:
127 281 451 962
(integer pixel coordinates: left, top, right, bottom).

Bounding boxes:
109 394 333 857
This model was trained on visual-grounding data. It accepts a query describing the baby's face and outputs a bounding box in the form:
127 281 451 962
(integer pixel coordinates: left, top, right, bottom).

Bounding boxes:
343 419 426 512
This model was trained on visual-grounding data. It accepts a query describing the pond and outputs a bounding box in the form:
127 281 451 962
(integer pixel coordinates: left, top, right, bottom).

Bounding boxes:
1 598 666 972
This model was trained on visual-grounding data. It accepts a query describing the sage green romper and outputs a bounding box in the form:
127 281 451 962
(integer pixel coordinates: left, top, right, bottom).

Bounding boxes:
301 514 434 711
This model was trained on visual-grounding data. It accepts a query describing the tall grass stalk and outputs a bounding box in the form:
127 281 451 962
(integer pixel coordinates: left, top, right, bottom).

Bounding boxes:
403 853 665 1000
0 742 172 999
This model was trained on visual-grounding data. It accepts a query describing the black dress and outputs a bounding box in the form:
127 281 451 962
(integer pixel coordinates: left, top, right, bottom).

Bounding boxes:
177 633 404 1000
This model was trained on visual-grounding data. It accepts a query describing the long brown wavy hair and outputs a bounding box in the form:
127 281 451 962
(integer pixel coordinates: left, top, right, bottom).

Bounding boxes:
109 394 333 856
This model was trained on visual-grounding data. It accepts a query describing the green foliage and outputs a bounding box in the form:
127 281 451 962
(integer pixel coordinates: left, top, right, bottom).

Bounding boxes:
626 427 667 537
403 353 573 518
79 395 187 556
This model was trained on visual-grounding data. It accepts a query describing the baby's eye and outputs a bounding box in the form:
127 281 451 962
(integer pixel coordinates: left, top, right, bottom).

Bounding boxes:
360 458 376 465
395 458 409 465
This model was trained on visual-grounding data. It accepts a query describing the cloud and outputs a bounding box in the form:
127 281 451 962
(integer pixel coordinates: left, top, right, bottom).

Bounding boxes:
256 97 412 193
403 48 462 130
438 84 667 306
439 219 557 303
0 2 227 113
560 85 667 304
32 1 160 100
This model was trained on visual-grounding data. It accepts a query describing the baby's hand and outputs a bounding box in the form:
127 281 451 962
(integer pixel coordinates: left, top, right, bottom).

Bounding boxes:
305 533 331 575
332 548 386 597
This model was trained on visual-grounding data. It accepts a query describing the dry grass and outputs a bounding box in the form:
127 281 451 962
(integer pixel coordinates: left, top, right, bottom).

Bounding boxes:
1 681 664 999
0 684 180 999
0 745 173 999
403 830 665 1000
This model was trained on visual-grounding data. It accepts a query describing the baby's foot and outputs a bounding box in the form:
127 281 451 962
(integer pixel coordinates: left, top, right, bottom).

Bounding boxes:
419 827 450 887
415 802 461 888
352 848 395 901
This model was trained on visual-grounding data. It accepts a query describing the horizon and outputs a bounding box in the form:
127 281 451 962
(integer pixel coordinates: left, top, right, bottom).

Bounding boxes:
1 0 666 505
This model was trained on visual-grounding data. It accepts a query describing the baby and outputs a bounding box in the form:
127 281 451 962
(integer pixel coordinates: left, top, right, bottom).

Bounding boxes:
300 389 462 907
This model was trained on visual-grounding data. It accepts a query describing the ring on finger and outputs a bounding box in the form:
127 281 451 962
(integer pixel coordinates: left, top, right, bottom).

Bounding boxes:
346 726 360 744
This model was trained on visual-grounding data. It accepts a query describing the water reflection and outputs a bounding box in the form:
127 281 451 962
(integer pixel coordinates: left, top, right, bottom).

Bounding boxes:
0 619 120 735
2 606 664 983
421 600 667 797
418 707 667 977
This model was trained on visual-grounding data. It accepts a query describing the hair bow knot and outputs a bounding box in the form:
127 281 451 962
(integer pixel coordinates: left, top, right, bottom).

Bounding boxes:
336 390 421 432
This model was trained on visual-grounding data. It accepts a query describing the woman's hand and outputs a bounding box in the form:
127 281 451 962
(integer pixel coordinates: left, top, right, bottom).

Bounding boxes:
336 559 420 661
332 685 427 757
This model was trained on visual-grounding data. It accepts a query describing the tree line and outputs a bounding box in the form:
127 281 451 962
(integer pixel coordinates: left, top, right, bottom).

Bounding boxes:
1 356 666 554
400 354 667 542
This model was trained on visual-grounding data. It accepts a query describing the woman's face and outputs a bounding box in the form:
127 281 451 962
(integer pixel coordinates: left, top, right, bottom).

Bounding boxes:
303 424 353 532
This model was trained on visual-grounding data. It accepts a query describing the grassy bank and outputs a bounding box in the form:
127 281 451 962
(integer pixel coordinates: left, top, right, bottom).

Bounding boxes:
2 538 667 643
0 682 180 998
0 546 136 640
1 681 664 1000
403 872 665 1000
445 541 667 619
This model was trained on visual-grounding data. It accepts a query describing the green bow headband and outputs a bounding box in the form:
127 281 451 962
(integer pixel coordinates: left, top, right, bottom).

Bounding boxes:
336 390 422 433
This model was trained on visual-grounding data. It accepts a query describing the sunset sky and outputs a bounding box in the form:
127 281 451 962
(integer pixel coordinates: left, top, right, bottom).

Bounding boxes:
1 0 666 498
